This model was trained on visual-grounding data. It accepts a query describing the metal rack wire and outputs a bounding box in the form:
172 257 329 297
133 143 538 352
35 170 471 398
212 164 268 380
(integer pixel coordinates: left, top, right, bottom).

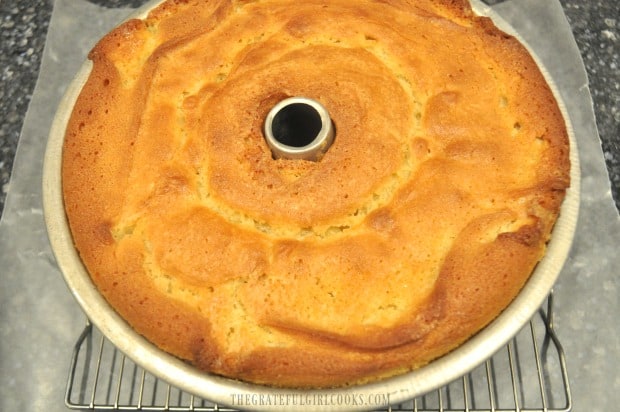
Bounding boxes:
65 293 571 412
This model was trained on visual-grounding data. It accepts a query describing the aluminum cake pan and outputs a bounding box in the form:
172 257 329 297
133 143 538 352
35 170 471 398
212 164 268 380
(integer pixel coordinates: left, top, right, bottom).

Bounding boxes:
42 1 580 410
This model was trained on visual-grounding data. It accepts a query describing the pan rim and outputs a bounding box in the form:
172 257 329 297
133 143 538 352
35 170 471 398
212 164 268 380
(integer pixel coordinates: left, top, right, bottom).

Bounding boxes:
42 1 580 410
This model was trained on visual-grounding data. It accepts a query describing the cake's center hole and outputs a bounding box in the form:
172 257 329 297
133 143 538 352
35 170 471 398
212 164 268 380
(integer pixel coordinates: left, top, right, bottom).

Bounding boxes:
263 97 335 161
272 103 322 148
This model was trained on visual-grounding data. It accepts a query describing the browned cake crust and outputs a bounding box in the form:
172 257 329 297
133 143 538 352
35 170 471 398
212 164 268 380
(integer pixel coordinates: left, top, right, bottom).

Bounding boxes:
62 0 570 388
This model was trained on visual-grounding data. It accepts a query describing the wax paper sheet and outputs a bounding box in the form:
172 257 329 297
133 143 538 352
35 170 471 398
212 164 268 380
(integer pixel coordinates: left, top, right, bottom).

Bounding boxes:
0 1 618 411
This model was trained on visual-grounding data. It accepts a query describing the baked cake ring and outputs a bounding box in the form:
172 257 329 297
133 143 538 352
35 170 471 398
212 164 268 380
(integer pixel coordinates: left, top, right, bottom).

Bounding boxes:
53 0 572 389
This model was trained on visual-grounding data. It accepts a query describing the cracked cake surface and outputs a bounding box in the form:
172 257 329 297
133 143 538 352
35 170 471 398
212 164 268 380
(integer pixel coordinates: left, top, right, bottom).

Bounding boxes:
61 0 570 388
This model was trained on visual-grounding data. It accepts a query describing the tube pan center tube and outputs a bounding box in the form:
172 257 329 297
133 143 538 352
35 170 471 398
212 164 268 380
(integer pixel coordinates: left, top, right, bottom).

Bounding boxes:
263 97 335 161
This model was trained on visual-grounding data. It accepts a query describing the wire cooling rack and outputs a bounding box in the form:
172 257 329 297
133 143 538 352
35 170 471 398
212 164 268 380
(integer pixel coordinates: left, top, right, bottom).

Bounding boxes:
65 293 571 412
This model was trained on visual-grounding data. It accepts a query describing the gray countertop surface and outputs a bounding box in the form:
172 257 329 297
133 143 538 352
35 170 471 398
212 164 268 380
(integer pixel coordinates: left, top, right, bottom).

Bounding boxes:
0 1 618 411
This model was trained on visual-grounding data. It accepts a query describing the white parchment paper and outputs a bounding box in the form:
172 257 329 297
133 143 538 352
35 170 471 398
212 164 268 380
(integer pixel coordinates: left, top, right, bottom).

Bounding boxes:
0 0 618 411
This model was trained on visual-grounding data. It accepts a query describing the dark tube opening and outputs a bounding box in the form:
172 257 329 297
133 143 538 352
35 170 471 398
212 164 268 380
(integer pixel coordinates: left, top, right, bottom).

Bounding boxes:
271 103 323 148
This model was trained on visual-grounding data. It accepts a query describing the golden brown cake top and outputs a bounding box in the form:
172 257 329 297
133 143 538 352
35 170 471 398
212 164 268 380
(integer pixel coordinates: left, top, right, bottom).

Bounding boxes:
62 0 570 387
